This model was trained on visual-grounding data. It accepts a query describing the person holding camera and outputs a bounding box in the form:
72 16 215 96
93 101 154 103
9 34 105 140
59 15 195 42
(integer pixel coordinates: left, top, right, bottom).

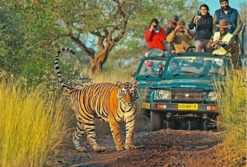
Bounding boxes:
166 20 193 53
144 18 166 54
166 15 179 54
166 15 179 36
206 20 239 68
188 4 213 52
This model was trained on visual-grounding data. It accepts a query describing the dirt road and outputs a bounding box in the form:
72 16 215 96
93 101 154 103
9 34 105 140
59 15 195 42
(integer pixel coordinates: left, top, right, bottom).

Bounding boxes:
46 117 229 167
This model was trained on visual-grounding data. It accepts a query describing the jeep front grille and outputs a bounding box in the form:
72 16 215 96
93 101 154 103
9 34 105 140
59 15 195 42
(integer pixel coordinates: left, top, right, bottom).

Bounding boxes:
172 90 205 102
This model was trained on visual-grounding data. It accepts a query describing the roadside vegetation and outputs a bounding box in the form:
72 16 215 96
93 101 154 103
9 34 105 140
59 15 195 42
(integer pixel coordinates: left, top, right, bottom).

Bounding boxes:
215 69 247 166
0 80 70 167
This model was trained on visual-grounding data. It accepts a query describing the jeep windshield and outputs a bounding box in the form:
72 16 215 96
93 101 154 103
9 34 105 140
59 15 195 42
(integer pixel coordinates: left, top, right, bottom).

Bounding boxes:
133 56 167 89
163 55 226 79
138 59 166 76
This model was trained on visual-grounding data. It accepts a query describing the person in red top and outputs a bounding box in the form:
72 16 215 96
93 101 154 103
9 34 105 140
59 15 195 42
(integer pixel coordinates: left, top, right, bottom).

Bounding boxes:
144 18 166 56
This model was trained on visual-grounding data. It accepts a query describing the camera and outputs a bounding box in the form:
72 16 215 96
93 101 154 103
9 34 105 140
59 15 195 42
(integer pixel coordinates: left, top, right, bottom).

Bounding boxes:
196 11 201 20
196 15 201 20
153 25 157 29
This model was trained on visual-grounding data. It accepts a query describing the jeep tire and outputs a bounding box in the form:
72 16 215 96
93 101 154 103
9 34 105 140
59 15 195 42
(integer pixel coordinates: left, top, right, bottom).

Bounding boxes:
151 111 162 131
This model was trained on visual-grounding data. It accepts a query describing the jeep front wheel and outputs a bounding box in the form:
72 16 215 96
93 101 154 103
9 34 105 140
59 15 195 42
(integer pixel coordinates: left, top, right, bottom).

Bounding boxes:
151 111 162 131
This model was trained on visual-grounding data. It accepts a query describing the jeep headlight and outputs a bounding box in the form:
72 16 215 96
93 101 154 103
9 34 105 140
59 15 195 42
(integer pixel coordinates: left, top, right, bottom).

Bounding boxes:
207 91 217 101
157 90 171 100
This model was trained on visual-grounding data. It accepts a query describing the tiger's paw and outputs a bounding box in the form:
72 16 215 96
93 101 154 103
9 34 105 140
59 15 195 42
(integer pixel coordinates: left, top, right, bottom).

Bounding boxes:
93 146 105 153
116 145 125 151
75 146 87 152
125 144 136 150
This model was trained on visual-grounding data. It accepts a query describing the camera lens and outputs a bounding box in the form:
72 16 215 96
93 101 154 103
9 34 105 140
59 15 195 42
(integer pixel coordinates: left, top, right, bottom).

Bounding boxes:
154 25 157 29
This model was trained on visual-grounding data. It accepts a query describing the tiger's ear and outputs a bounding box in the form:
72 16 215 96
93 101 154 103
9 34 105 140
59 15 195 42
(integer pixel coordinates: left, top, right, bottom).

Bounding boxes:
116 81 123 87
133 81 139 88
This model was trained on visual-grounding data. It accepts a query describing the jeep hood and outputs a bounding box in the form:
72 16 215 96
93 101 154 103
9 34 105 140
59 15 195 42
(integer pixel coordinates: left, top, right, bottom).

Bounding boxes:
155 79 215 89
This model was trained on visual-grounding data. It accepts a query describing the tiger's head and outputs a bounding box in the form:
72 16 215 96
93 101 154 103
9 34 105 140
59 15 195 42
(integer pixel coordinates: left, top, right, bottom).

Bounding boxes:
117 81 139 107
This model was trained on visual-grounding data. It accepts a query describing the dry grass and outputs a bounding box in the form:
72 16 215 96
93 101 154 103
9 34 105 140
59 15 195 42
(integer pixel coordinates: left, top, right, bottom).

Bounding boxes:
215 69 247 166
0 81 70 167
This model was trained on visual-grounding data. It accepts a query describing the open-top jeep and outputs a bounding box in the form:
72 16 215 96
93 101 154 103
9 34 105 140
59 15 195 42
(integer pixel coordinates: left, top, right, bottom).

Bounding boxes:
138 52 232 131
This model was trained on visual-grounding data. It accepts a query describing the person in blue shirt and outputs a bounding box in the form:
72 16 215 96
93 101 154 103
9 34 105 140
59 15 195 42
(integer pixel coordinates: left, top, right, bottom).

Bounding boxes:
213 0 242 39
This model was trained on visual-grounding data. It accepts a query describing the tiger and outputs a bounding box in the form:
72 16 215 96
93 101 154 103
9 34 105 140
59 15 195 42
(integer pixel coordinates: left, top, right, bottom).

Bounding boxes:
54 48 139 152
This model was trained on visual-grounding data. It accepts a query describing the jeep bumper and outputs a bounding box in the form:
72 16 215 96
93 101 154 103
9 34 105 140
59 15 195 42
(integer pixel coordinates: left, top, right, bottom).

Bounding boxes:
142 102 220 114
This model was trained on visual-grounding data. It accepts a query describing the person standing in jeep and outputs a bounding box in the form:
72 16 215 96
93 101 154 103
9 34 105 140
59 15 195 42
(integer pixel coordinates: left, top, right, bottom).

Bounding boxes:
213 0 242 67
188 4 213 52
166 15 179 54
213 0 242 38
166 20 194 53
206 20 239 67
144 18 166 52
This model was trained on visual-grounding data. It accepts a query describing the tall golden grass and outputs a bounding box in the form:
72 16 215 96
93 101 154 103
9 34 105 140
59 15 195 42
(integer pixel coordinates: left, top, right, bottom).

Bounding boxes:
215 69 247 166
0 81 70 167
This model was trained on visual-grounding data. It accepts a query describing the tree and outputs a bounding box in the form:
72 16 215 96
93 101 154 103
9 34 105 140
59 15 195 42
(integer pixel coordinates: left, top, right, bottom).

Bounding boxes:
0 2 60 86
2 0 199 77
67 0 140 75
60 0 199 75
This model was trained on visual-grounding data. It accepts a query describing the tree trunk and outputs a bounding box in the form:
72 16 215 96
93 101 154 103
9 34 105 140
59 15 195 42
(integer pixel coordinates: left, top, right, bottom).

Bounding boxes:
89 50 109 75
90 58 103 75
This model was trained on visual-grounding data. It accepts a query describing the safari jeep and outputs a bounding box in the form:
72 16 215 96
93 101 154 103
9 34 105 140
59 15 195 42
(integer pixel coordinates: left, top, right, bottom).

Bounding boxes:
141 52 232 131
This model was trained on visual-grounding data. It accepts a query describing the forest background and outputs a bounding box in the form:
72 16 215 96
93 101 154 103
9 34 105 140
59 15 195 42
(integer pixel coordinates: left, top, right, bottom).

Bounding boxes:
0 0 246 85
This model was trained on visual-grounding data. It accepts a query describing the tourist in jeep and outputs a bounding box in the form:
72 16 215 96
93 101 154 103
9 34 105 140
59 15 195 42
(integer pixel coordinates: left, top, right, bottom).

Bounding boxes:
166 20 194 53
207 20 239 68
144 18 166 57
167 59 180 74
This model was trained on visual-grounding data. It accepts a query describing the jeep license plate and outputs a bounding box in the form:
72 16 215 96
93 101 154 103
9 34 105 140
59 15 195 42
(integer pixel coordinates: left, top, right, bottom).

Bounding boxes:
178 104 198 110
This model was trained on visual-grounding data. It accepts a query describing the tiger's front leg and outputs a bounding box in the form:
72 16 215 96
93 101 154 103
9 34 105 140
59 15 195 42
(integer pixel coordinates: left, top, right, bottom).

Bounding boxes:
124 114 136 150
109 120 124 151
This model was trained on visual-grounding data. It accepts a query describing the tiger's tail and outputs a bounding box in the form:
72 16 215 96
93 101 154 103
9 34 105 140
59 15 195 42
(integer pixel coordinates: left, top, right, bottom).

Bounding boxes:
54 48 75 90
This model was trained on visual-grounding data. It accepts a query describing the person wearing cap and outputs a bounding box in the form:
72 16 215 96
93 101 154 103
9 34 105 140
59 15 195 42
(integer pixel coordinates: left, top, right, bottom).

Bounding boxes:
188 4 213 52
213 0 242 38
144 18 166 53
166 20 194 53
166 15 179 54
207 20 239 68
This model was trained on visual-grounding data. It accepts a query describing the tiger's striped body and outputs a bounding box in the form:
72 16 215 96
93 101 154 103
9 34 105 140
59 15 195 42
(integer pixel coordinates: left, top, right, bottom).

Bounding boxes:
54 48 139 152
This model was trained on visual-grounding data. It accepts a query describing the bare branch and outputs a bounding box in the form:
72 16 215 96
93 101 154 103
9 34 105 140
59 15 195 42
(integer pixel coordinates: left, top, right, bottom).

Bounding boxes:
69 33 95 58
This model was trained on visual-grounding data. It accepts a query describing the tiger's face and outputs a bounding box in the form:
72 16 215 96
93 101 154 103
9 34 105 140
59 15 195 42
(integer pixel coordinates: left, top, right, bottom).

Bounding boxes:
117 82 139 107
